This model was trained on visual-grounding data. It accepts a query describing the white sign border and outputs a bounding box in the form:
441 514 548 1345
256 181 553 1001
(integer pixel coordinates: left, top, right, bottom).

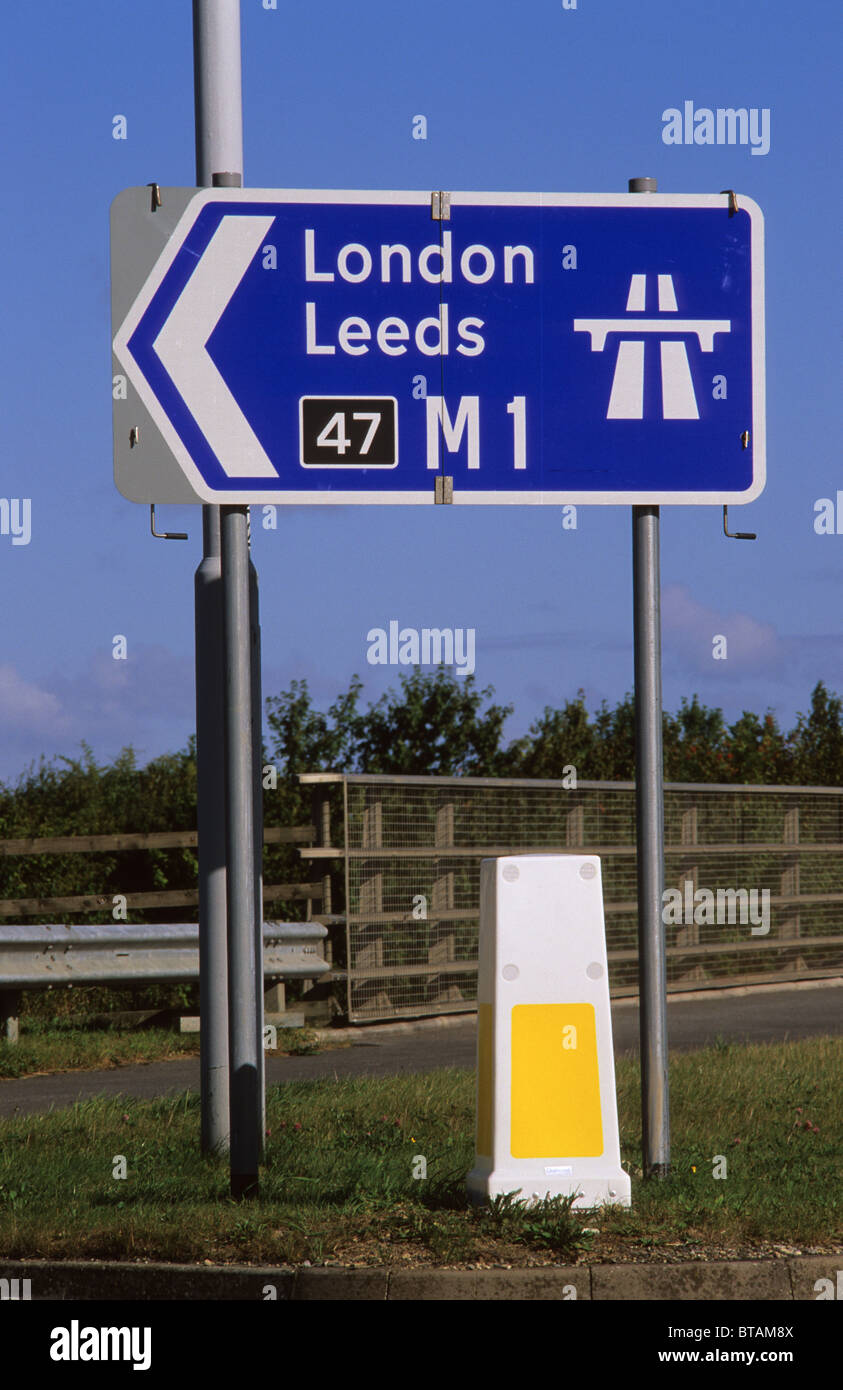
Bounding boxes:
112 188 765 507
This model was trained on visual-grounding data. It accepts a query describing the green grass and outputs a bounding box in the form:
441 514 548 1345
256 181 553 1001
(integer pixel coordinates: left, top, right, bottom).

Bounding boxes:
0 1037 839 1267
0 1023 324 1080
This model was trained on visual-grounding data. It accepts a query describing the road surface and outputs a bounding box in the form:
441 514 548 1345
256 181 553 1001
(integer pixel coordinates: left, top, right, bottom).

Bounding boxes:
0 983 839 1119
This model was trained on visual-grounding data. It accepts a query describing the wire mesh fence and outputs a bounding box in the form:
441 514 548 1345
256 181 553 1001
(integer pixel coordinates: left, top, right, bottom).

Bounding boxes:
300 774 843 1023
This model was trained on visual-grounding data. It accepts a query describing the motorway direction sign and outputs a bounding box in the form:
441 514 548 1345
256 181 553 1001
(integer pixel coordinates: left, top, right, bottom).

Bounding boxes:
111 188 765 505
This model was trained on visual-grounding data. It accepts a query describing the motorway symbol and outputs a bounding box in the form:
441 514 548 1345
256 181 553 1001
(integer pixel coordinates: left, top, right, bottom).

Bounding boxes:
574 273 732 420
110 188 765 505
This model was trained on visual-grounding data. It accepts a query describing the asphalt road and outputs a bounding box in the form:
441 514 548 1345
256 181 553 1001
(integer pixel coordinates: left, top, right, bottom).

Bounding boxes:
0 984 839 1119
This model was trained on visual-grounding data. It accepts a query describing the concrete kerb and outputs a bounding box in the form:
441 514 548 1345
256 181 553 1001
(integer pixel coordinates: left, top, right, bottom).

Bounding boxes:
1 1257 838 1301
591 1260 793 1302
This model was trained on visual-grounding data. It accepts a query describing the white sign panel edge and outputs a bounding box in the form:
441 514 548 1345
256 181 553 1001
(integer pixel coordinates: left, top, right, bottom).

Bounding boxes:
112 188 765 507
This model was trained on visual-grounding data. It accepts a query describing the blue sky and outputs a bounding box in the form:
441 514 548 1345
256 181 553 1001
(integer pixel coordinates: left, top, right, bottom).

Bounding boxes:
0 0 840 784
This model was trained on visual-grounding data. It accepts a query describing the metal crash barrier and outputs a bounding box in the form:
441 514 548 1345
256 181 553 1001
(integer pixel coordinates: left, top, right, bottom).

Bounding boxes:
0 921 328 1041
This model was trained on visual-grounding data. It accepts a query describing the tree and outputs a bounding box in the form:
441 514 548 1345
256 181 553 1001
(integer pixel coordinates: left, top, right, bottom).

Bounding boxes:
266 669 514 781
663 694 728 781
789 681 843 785
265 677 362 789
354 668 513 776
597 692 637 779
501 689 593 779
725 708 790 784
263 678 365 875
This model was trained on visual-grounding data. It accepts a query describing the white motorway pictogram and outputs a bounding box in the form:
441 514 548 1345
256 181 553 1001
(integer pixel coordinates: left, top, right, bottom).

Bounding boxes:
573 273 731 420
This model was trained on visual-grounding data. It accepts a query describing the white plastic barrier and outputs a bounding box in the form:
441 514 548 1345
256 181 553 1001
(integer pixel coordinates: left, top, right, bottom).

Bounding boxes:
467 854 631 1209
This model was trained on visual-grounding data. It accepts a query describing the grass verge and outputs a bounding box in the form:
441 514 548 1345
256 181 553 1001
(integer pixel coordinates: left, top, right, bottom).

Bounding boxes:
0 1023 325 1080
0 1037 839 1267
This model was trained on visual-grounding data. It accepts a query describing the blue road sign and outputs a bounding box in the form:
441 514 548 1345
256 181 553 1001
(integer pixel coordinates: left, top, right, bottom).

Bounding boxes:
111 189 765 505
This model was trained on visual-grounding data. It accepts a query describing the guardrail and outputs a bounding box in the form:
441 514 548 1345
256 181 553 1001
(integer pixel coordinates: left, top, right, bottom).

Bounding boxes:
0 921 329 1043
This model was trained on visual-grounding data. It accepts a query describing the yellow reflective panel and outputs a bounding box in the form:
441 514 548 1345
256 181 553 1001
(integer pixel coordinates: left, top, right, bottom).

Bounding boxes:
511 1003 604 1158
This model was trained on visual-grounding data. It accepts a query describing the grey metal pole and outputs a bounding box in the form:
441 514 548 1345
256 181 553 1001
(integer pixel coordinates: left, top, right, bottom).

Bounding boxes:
195 508 228 1154
629 175 670 1179
222 504 261 1197
193 0 264 1183
249 541 266 1138
193 0 244 185
194 0 244 1157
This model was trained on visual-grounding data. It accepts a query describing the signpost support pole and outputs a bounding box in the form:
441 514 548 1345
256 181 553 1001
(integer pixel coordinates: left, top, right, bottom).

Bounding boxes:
193 0 264 1190
195 507 228 1155
249 541 265 1139
629 176 670 1179
222 502 262 1197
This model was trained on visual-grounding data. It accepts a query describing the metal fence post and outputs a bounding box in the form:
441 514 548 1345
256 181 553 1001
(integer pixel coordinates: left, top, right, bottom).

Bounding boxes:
781 805 801 940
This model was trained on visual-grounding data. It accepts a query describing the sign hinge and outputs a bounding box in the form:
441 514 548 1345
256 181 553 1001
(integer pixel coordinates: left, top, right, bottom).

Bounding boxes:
434 476 453 504
431 191 451 221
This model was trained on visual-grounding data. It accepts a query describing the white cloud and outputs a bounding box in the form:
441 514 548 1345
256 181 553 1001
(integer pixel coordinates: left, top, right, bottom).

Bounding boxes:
0 663 69 731
0 648 195 785
661 584 784 673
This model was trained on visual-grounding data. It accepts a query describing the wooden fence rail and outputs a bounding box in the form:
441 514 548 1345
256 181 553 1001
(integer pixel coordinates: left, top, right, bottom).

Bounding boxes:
0 826 315 857
0 826 320 920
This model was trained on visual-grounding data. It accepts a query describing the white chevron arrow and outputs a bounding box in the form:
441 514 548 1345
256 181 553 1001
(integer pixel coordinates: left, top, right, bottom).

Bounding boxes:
152 214 277 478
